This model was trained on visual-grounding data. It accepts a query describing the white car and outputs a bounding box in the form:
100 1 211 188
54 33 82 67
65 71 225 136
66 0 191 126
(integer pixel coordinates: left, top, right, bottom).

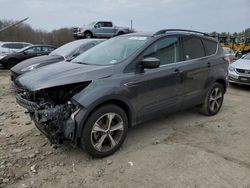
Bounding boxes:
229 53 250 85
0 42 32 54
222 47 237 63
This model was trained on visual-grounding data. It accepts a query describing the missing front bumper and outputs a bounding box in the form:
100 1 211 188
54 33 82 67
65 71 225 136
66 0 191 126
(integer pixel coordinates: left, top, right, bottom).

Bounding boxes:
16 93 80 144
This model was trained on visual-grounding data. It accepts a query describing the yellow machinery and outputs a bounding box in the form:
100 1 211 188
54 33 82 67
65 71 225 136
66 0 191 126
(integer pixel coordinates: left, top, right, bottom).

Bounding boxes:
217 35 250 55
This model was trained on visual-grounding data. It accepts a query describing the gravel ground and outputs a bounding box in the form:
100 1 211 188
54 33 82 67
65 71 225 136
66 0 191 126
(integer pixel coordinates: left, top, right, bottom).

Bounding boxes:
1 69 250 188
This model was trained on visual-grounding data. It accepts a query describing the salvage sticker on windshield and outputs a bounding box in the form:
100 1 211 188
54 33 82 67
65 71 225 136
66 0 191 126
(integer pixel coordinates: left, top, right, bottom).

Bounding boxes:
129 37 147 40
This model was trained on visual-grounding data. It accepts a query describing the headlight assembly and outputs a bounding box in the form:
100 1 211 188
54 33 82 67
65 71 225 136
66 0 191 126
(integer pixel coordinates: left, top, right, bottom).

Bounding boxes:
229 66 235 72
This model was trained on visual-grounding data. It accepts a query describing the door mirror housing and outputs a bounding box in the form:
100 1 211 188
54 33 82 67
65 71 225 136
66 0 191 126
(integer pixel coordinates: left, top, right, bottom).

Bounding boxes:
141 57 160 69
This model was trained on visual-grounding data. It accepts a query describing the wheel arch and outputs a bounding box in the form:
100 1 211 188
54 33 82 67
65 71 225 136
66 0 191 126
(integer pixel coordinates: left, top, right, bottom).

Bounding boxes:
84 30 93 36
75 97 135 142
214 78 227 93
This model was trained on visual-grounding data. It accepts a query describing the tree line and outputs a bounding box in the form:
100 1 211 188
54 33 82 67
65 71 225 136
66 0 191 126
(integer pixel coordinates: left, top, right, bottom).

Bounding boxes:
0 19 250 47
0 19 74 47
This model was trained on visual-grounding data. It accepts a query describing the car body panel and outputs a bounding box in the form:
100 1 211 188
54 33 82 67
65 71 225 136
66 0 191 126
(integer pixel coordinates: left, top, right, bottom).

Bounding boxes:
14 31 228 147
16 61 113 91
229 57 250 85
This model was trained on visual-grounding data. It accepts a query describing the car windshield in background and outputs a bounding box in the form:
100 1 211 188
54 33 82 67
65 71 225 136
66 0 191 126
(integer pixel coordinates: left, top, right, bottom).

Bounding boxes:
72 36 150 65
243 53 250 60
50 40 84 58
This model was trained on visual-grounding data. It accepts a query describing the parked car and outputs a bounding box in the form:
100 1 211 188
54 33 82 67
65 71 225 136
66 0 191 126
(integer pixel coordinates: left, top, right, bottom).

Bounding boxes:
10 39 105 81
228 52 250 85
0 45 55 69
73 21 130 39
15 29 228 157
222 47 237 63
0 42 32 54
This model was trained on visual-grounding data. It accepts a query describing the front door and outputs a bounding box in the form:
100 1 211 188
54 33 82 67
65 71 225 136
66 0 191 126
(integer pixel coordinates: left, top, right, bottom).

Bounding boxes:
125 36 183 122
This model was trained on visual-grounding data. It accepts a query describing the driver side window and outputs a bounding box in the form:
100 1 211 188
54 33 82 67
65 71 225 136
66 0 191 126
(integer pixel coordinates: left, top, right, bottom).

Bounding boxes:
143 37 180 65
95 22 104 28
25 47 41 54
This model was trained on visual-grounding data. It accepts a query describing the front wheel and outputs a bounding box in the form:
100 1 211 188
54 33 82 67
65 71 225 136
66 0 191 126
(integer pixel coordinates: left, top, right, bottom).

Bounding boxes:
7 59 19 69
198 83 224 116
84 32 93 39
80 105 128 158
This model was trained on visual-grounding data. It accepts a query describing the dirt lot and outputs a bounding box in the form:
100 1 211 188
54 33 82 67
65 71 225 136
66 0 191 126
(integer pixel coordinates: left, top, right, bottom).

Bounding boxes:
0 70 250 188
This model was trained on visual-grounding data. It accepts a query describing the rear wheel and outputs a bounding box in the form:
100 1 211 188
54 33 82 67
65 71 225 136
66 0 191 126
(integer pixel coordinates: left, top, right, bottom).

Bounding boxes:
117 31 124 36
199 83 224 116
7 58 19 69
80 104 128 158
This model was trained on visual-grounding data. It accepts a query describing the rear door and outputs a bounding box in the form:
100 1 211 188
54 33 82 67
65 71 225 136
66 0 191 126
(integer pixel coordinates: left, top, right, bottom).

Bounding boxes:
179 36 211 108
102 22 115 37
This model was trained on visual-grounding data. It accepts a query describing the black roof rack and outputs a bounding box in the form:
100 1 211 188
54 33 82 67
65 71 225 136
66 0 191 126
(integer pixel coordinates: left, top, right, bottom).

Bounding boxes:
154 29 209 36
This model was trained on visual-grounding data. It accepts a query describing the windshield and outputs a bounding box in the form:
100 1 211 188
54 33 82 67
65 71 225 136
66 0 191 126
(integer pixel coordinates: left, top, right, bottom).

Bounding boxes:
72 36 150 65
49 40 85 58
243 53 250 60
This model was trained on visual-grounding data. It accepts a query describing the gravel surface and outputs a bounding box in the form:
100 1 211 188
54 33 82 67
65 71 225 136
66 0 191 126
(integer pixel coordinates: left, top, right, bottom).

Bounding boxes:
1 70 250 188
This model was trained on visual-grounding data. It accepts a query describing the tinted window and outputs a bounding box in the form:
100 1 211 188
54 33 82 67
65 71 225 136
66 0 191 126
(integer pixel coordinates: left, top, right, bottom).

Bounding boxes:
96 22 104 27
24 46 42 54
202 39 217 56
42 46 54 52
183 37 205 60
2 43 23 49
143 37 180 65
104 22 113 27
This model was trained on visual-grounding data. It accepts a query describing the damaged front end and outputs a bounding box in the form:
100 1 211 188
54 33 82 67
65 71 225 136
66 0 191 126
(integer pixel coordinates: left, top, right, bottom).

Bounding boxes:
16 82 90 144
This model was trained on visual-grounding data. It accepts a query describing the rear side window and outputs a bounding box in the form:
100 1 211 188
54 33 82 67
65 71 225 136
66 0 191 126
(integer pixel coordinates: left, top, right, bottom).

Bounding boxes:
104 22 113 27
202 39 217 56
182 37 205 60
2 43 25 49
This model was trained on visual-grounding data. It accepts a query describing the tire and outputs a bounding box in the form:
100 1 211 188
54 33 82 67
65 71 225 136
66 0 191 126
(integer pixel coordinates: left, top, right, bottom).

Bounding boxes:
198 82 224 116
117 31 124 36
7 58 19 69
84 32 93 39
80 104 128 158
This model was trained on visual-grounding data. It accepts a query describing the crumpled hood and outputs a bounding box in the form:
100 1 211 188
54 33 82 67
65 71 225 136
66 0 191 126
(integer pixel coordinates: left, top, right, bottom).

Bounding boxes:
16 61 113 91
231 58 250 69
11 55 64 75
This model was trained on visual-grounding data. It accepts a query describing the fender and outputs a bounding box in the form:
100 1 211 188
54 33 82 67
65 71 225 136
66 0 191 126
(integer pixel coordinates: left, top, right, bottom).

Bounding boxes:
72 81 136 138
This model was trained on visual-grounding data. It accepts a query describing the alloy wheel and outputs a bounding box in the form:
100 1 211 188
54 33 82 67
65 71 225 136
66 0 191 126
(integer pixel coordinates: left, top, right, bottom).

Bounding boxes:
91 113 124 152
209 87 223 113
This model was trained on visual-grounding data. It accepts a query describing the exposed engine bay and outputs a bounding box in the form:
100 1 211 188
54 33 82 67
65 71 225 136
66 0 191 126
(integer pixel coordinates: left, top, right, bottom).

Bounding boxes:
16 82 90 144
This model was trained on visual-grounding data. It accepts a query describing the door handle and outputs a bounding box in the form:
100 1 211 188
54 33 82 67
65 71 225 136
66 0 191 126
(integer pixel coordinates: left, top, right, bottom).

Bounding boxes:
174 69 182 74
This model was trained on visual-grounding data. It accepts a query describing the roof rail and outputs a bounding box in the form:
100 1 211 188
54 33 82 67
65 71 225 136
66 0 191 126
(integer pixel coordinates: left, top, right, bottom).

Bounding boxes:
154 29 209 36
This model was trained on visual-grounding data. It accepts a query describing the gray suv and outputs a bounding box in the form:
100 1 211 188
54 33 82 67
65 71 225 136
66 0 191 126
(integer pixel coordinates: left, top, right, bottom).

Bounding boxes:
15 29 228 157
73 21 130 39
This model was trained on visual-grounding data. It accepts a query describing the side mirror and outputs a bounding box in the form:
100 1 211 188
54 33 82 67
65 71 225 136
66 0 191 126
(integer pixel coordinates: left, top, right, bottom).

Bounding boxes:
141 57 160 69
23 51 27 55
94 24 99 28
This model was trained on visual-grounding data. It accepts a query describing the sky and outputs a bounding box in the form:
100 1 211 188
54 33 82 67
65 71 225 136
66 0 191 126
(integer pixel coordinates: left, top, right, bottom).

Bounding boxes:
0 0 249 33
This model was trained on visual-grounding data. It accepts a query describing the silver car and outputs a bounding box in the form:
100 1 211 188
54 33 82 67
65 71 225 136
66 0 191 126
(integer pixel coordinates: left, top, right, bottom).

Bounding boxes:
229 53 250 85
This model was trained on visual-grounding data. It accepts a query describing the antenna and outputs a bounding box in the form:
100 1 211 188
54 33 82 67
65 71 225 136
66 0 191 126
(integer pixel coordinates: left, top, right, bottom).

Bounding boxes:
0 17 29 33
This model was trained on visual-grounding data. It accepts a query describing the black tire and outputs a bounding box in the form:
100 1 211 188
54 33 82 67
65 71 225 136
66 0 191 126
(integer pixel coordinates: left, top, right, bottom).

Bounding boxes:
84 31 93 39
7 58 19 69
117 31 124 36
80 104 128 158
198 82 224 116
